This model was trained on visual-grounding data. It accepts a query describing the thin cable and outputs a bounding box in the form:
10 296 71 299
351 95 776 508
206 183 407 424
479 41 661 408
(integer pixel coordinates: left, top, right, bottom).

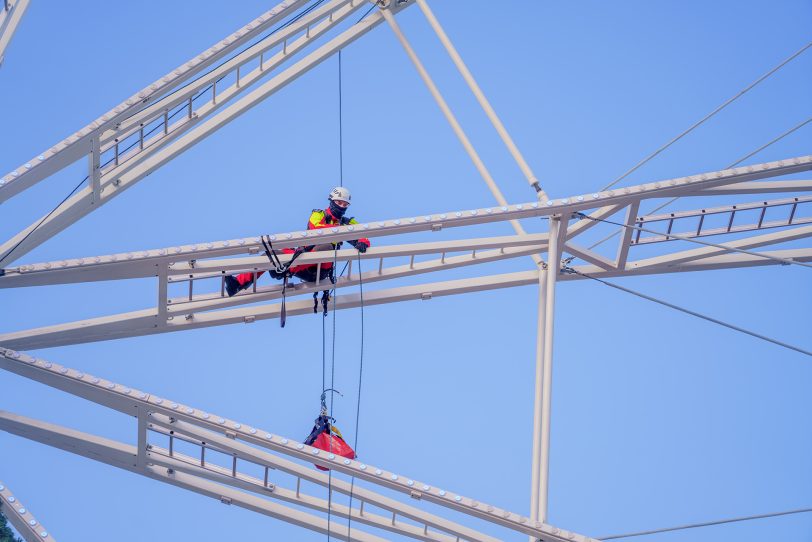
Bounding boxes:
564 266 812 357
587 115 812 251
0 176 88 266
325 240 340 541
576 212 812 269
357 2 379 23
345 252 365 539
338 50 344 187
601 40 812 191
599 506 812 540
1 73 226 269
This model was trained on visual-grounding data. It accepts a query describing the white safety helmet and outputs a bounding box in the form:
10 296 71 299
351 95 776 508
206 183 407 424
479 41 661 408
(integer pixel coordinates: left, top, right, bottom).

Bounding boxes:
328 186 351 205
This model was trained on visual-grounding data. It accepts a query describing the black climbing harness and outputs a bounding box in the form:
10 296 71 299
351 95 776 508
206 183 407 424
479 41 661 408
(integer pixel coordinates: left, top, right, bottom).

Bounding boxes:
261 235 307 328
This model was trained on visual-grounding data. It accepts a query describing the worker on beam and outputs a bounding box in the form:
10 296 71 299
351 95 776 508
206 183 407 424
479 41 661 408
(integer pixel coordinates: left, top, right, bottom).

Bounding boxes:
225 186 370 297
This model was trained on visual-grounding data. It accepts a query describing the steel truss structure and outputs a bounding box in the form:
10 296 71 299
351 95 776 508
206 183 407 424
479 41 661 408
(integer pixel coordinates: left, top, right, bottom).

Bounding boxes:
0 0 28 67
0 480 53 542
0 347 597 542
1 0 811 540
1 155 810 350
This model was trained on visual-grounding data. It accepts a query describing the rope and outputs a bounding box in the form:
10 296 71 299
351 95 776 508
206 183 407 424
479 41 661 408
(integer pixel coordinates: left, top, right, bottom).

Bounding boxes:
338 50 344 187
326 41 347 532
0 176 87 266
599 506 812 540
345 252 365 539
324 238 341 541
574 212 812 270
600 40 812 192
588 115 812 251
562 266 812 357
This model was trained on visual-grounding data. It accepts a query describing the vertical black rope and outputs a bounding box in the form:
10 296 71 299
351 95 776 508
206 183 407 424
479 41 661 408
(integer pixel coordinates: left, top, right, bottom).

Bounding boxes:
338 50 344 187
325 240 340 541
346 252 365 538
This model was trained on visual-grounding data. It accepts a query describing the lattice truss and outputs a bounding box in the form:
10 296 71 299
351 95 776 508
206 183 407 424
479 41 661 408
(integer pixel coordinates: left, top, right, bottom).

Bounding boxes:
1 1 810 541
0 0 29 66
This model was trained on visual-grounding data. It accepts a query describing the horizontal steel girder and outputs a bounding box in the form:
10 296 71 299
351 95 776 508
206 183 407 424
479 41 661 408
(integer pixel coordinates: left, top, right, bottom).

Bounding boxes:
2 154 811 274
2 243 810 350
0 233 549 287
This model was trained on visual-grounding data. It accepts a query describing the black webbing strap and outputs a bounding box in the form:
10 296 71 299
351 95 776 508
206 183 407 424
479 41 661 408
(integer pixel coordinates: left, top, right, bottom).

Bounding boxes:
261 235 284 274
280 275 288 328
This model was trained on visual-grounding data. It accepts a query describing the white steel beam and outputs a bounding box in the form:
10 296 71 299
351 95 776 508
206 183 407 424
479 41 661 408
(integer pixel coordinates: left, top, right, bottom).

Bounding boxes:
631 196 812 245
144 445 461 542
95 0 368 193
0 480 54 542
529 269 547 539
0 243 546 349
164 242 546 315
3 155 810 269
0 0 29 67
628 223 812 270
688 180 812 196
0 233 549 288
0 349 599 542
146 413 498 542
562 242 616 271
102 0 359 150
536 218 561 523
2 244 811 350
614 201 640 270
0 0 312 203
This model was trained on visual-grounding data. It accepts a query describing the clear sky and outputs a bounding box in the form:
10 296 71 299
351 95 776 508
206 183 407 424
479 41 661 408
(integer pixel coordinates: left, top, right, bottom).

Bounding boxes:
1 1 811 541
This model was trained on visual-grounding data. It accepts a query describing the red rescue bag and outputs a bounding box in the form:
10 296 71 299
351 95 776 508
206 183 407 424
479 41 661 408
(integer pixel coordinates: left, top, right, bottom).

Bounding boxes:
305 414 356 471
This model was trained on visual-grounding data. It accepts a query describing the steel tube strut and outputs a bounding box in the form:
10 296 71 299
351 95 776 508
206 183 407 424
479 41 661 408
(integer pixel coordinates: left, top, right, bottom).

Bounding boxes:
538 218 561 522
414 0 546 198
380 6 543 266
529 268 548 538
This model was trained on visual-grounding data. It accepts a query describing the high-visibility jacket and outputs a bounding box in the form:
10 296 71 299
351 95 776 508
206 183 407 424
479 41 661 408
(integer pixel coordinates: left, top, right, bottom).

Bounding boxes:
285 208 370 274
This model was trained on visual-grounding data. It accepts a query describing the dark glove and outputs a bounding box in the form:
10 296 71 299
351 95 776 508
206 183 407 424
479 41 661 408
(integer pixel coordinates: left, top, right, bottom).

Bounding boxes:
356 241 369 253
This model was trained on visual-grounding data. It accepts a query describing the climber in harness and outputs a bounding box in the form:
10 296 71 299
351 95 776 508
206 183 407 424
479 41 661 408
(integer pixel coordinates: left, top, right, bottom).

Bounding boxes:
224 186 371 298
304 389 357 470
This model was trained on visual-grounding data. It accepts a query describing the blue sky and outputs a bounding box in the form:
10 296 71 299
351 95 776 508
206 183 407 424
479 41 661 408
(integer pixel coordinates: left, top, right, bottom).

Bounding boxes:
1 1 811 541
